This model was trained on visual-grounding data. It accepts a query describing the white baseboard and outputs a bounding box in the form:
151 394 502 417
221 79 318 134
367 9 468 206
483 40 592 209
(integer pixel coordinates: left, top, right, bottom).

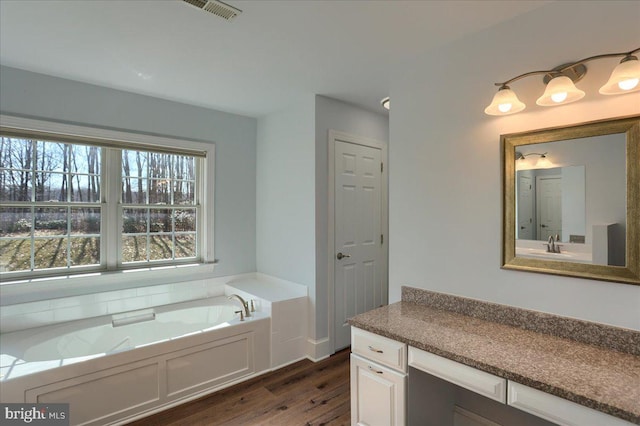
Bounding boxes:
306 337 332 361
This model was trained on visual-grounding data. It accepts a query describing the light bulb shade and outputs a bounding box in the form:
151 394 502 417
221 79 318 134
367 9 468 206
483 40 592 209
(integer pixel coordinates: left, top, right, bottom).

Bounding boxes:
535 155 553 169
484 87 525 116
515 156 534 171
536 75 585 106
599 56 640 95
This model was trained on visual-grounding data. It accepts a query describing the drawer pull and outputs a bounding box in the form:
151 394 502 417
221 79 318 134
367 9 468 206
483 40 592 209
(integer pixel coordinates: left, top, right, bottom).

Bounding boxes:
368 365 384 374
368 345 384 353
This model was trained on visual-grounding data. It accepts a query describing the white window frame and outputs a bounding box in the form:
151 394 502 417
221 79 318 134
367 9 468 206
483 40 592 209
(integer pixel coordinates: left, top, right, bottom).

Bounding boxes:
0 115 216 303
113 149 202 269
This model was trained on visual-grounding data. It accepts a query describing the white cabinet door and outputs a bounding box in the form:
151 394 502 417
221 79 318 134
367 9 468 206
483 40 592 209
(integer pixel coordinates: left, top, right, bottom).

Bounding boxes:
351 353 405 426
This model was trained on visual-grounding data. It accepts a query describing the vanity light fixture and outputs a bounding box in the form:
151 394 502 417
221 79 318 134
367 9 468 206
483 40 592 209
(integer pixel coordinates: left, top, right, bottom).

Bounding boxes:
484 85 525 115
485 47 640 116
536 75 585 106
381 97 390 110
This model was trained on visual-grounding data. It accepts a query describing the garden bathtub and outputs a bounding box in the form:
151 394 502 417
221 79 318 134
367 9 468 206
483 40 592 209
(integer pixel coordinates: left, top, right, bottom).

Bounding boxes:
0 296 270 425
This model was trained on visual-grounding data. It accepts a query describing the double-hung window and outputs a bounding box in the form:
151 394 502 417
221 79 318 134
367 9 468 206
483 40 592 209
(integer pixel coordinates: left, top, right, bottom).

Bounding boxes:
0 138 102 273
0 120 211 282
120 150 198 264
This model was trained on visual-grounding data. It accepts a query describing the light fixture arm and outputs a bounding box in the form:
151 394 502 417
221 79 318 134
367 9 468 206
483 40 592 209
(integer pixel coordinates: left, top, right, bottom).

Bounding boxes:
516 152 547 160
494 47 640 87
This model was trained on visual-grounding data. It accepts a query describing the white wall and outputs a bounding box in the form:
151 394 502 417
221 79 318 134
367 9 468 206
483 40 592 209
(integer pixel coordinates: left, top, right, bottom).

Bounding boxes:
315 95 389 341
256 96 389 345
255 99 317 335
0 66 257 278
389 1 640 330
560 166 586 245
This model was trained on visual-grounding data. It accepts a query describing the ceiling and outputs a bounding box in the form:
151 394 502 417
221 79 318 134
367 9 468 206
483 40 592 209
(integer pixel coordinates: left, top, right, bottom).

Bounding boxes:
0 0 551 117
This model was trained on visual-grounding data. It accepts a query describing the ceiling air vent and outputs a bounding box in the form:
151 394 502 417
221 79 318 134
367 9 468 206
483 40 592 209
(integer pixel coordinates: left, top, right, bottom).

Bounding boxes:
182 0 242 21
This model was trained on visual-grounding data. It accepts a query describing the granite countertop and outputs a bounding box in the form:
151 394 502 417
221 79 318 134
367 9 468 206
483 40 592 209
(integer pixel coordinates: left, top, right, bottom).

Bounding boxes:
349 300 640 424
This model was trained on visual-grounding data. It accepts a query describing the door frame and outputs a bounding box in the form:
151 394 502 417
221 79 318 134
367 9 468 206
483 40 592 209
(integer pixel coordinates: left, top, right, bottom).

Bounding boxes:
535 174 561 240
327 129 388 353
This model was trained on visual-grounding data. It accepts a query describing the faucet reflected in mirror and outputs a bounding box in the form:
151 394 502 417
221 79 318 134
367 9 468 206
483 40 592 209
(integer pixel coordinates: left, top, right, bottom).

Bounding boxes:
547 235 561 254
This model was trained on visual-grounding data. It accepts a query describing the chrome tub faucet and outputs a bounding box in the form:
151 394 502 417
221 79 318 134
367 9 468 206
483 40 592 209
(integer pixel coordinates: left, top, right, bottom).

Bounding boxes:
228 294 251 318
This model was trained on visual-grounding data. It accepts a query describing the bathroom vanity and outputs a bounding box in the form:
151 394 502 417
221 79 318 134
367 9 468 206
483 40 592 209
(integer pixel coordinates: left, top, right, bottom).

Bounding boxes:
348 287 640 426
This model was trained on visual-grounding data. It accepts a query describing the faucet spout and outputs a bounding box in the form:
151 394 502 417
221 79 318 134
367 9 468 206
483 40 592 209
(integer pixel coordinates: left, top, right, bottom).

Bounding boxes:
228 294 251 317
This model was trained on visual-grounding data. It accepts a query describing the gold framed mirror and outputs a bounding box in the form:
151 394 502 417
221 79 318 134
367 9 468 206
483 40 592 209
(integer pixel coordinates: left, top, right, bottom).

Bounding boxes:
502 115 639 285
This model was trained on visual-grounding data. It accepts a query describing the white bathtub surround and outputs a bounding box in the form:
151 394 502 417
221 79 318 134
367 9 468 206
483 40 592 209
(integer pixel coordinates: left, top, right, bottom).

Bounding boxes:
226 273 308 368
0 273 256 334
0 296 270 426
0 272 314 424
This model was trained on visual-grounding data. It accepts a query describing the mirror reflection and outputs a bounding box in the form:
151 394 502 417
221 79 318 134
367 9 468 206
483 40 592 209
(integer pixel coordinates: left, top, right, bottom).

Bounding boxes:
516 165 585 242
513 134 626 267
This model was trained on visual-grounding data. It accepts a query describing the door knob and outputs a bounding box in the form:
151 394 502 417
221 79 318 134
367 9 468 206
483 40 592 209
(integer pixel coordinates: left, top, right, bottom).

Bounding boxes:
336 252 351 260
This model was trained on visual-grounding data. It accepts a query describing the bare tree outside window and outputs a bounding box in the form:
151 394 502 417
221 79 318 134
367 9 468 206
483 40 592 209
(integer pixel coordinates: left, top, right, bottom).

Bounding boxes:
1 138 101 272
121 150 197 264
1 134 201 277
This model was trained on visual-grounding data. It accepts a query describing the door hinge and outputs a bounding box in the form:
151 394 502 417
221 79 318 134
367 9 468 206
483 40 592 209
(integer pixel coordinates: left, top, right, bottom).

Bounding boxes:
381 162 383 173
381 234 384 244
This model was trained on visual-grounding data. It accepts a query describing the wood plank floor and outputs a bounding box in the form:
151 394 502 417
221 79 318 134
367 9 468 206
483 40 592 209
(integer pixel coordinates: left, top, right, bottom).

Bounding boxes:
126 349 351 426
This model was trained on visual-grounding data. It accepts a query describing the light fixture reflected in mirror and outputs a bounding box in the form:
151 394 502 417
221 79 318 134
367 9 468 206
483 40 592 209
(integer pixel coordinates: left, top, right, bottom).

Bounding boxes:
515 152 553 170
486 47 640 116
381 97 390 110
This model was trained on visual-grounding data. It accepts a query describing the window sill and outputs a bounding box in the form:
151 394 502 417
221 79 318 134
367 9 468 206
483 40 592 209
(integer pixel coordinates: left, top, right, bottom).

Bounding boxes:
0 262 216 305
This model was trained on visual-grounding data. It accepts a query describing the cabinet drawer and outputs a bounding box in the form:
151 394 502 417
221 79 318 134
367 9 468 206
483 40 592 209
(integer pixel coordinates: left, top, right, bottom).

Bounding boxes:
352 327 407 373
408 347 506 403
508 382 635 426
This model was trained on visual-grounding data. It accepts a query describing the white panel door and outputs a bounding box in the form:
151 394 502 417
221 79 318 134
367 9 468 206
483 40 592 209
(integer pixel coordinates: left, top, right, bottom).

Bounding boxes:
334 140 384 350
517 175 534 240
537 176 562 241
